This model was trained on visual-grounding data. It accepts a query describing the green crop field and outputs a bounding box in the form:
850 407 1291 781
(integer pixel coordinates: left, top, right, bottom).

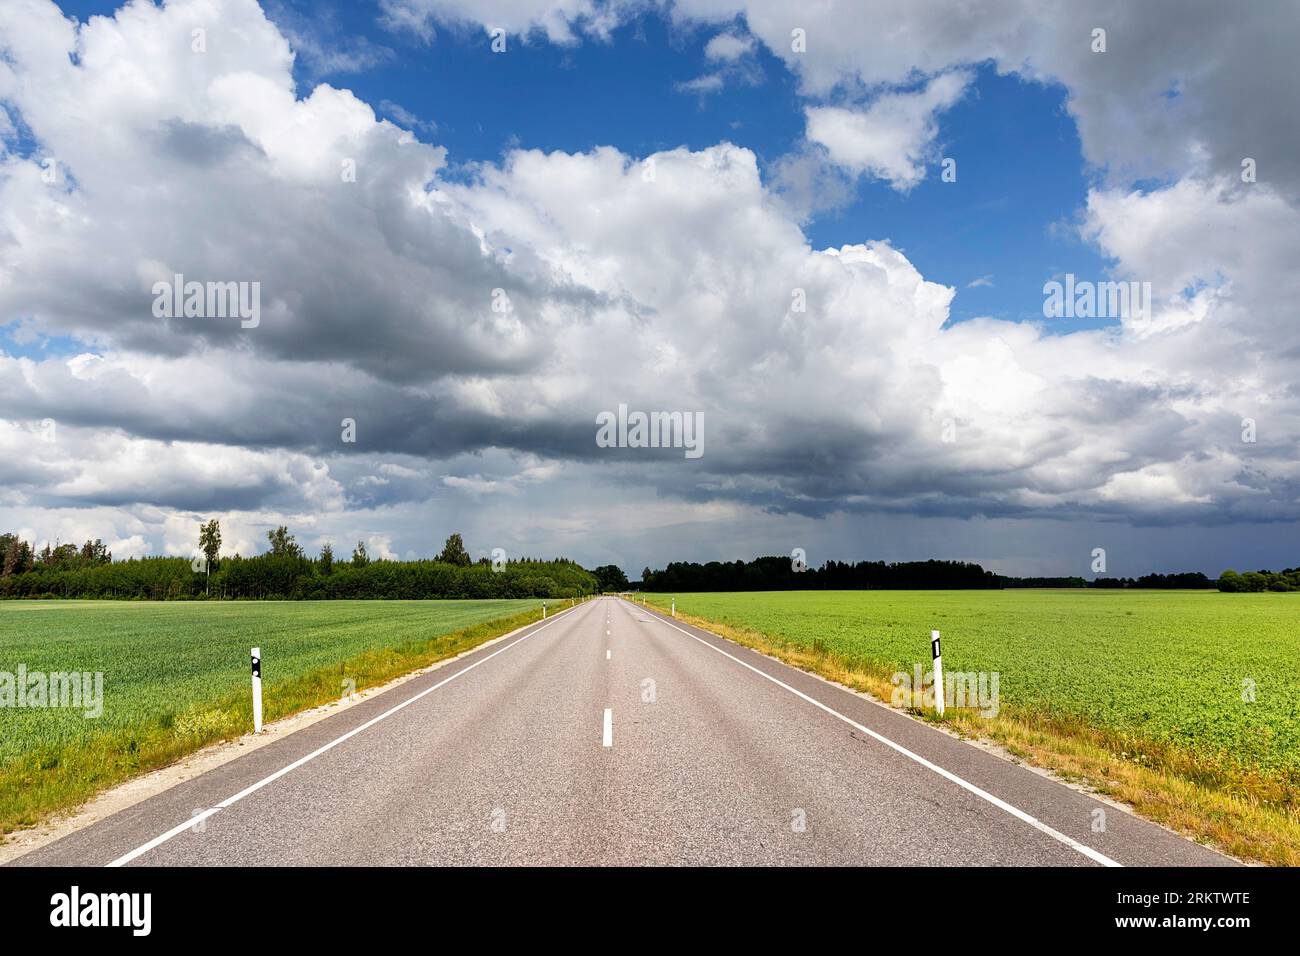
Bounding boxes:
646 590 1300 775
0 599 546 834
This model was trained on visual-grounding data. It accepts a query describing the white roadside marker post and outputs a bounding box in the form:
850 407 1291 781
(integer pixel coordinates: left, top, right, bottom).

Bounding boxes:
931 630 944 717
671 598 676 617
542 601 547 619
251 647 263 734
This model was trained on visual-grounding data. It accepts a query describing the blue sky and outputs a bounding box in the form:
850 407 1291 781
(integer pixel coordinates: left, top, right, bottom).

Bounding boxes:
296 1 1110 328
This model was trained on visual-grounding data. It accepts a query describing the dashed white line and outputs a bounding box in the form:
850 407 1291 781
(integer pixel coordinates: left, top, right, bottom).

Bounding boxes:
622 599 1120 868
606 649 611 660
602 707 613 747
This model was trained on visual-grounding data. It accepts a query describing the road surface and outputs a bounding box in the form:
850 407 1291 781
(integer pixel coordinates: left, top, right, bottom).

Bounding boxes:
10 597 1233 866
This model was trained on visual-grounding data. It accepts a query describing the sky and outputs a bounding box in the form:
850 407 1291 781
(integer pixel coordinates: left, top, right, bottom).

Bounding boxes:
1 0 1298 579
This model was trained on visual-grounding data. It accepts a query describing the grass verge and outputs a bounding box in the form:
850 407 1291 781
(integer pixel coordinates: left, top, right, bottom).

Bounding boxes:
650 602 1299 865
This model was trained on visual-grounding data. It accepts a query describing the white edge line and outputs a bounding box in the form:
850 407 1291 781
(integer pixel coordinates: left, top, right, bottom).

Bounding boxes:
106 601 586 867
621 599 1120 868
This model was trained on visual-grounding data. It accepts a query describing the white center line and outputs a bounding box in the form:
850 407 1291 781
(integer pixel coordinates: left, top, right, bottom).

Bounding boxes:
602 707 613 747
622 599 1120 868
606 649 611 660
106 602 588 868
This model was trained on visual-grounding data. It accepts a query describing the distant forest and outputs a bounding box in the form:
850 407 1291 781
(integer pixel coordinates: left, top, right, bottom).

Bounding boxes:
638 557 1222 592
3 524 1291 599
0 527 597 600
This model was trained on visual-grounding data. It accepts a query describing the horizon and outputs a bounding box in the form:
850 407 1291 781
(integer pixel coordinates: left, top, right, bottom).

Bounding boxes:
0 525 1246 583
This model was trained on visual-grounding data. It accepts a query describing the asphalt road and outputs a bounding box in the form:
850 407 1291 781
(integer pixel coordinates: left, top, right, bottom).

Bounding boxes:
11 597 1233 866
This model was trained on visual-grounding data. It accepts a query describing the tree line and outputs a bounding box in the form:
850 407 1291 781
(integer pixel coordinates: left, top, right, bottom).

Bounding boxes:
0 525 597 601
590 565 630 592
1 533 111 577
1216 568 1300 592
3 524 1283 598
1004 572 1214 589
639 557 1003 591
637 557 1219 591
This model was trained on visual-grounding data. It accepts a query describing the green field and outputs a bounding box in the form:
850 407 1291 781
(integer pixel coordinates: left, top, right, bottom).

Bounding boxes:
645 589 1300 862
0 599 546 834
647 589 1300 774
